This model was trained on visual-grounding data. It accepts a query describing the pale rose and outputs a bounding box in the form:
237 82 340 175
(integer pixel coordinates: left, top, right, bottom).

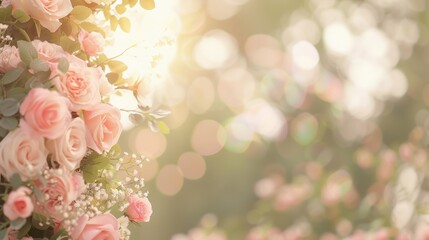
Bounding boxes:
83 103 122 154
126 196 152 222
0 45 20 72
11 0 72 32
3 187 33 221
416 224 429 240
19 88 71 139
46 118 87 171
36 170 80 222
0 128 47 181
32 40 65 67
78 30 105 56
52 55 101 111
71 213 120 240
1 0 11 7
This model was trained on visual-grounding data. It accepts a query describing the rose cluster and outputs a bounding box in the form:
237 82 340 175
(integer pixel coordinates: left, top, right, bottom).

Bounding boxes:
0 0 157 239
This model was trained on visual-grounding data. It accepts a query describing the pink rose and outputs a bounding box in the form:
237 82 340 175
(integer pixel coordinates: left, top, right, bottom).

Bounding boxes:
3 187 33 221
52 56 101 111
1 0 11 7
36 170 80 222
11 0 72 32
32 40 65 67
83 103 122 154
71 213 120 240
46 118 87 171
0 128 47 181
19 88 71 139
126 196 152 222
78 30 105 56
0 45 20 73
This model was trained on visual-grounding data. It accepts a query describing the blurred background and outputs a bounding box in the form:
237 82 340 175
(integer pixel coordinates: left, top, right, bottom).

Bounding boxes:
112 0 429 239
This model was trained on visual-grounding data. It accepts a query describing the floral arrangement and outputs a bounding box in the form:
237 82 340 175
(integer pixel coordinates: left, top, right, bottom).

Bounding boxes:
0 0 161 239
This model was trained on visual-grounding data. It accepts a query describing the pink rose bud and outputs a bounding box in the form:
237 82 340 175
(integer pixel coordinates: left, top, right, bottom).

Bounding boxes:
19 88 71 139
3 187 34 221
126 196 153 222
78 30 105 56
71 214 120 240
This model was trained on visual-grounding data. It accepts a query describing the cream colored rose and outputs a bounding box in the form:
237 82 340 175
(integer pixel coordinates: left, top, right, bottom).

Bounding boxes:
0 128 47 181
11 0 73 32
46 118 87 171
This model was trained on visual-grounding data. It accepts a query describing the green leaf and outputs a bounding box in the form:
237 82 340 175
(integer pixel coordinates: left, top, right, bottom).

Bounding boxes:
34 20 42 37
107 60 128 73
58 57 69 74
0 127 7 138
1 67 24 85
157 120 170 134
140 0 155 10
110 16 118 31
7 87 26 101
16 27 31 42
9 173 22 189
80 22 106 37
0 229 6 240
81 154 111 183
12 9 30 23
0 5 13 23
116 4 127 14
50 228 68 240
70 5 92 21
30 59 49 72
118 17 131 32
129 0 138 7
10 218 26 230
106 72 119 84
17 41 38 66
0 117 18 131
32 213 52 230
17 220 31 239
0 98 19 117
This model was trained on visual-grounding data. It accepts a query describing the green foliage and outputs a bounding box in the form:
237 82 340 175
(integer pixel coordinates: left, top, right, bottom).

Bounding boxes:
17 220 32 239
0 98 19 117
50 228 68 240
9 173 23 189
1 67 24 85
31 213 53 231
12 9 30 23
70 6 93 21
17 41 38 66
81 152 111 183
140 0 155 10
10 218 26 230
118 17 131 32
58 57 70 74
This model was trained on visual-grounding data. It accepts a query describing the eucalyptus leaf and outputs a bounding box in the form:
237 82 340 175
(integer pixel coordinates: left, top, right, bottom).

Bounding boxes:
0 98 19 117
30 59 49 72
10 173 22 189
0 117 18 131
0 127 7 138
10 218 26 230
58 57 69 74
17 41 38 66
1 67 24 85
